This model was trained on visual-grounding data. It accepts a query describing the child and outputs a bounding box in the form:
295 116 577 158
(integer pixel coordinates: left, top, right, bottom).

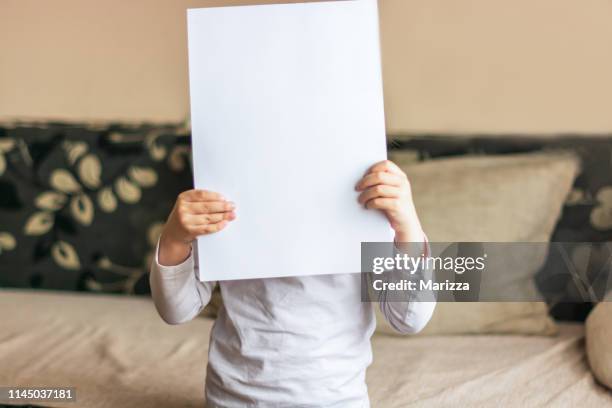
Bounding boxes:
150 160 435 407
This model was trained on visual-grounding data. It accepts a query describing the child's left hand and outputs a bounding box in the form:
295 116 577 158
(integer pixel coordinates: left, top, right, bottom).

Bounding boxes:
356 160 424 243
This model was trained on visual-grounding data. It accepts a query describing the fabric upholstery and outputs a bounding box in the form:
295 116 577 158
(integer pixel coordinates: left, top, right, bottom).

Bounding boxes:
1 289 610 407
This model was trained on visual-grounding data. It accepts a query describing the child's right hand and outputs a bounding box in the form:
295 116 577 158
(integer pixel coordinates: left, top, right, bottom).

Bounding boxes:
158 189 236 266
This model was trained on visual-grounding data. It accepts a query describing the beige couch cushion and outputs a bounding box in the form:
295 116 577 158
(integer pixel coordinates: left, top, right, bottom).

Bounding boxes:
378 150 580 336
586 299 612 389
0 289 211 408
2 290 609 407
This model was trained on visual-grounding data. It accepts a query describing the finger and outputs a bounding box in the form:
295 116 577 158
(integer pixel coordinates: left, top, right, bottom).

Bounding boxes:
190 220 229 235
366 160 405 177
183 201 235 214
184 211 235 225
358 185 401 205
179 189 225 202
356 171 404 191
365 197 400 211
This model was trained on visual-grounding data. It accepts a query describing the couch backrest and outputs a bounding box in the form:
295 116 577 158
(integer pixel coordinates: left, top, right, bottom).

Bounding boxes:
1 125 610 322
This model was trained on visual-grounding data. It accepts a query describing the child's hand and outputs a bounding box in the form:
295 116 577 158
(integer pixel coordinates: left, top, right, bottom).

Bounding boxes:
356 160 424 243
158 189 236 265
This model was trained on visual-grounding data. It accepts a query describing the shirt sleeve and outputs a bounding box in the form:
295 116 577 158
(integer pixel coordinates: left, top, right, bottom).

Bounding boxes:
377 233 437 334
149 239 216 325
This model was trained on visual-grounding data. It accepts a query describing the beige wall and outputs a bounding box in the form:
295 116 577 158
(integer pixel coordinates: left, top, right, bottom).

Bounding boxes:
2 0 612 134
380 0 612 134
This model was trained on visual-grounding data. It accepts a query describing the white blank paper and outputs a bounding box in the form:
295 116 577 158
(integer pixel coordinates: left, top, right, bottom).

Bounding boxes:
187 0 392 281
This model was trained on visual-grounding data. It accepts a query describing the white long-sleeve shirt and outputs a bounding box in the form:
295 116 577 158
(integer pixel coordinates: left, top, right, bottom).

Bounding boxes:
150 239 435 408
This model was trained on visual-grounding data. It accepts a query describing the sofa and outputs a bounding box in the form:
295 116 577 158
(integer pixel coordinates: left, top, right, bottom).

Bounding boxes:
1 122 611 407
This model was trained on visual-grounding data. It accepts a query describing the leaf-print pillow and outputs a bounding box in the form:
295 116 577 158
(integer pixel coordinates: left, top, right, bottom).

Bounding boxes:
0 122 192 294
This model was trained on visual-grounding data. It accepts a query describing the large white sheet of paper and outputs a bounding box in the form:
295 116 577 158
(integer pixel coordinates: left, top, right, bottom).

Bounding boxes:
187 0 392 281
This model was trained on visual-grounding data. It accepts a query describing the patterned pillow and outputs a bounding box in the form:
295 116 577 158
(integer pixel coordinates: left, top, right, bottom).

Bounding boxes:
0 122 192 294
